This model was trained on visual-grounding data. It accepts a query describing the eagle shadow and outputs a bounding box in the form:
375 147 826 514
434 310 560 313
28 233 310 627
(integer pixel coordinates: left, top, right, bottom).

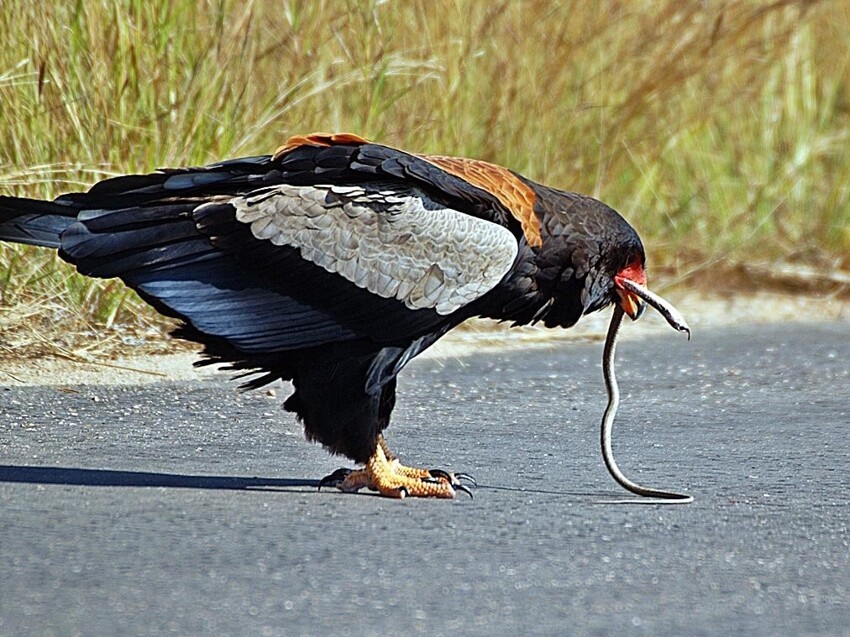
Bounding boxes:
0 464 319 492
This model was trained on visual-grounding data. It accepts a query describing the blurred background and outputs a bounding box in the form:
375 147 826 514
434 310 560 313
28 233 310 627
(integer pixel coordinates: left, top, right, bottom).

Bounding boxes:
1 0 848 355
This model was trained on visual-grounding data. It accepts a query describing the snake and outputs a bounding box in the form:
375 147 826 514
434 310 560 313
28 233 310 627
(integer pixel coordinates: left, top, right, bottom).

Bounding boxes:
599 280 693 504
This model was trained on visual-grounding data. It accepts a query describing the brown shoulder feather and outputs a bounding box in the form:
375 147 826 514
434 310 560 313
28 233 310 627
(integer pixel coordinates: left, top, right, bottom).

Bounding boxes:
420 155 542 247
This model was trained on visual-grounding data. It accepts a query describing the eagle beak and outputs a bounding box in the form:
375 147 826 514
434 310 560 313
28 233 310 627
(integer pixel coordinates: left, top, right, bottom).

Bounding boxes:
618 289 647 321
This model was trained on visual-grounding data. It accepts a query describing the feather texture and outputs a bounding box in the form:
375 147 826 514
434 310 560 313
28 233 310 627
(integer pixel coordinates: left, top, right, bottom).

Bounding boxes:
226 183 517 315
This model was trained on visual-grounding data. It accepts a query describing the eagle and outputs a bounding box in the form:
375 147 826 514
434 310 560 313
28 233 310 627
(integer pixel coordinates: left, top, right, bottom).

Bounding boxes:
0 132 672 499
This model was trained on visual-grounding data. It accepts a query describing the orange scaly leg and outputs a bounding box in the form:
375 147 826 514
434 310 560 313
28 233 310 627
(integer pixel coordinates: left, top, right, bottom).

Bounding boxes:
319 436 474 499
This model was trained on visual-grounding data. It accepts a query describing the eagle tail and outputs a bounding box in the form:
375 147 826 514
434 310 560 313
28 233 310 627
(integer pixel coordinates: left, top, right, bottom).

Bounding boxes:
0 195 78 249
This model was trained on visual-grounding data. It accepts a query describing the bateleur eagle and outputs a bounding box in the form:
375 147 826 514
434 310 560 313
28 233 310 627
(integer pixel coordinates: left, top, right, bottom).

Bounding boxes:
0 133 663 499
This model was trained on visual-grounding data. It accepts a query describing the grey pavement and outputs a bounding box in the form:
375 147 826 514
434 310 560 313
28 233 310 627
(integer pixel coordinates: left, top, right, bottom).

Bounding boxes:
1 322 849 636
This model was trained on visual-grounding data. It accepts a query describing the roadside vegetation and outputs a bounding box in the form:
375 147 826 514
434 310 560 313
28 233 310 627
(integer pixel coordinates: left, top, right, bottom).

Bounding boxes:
1 0 848 358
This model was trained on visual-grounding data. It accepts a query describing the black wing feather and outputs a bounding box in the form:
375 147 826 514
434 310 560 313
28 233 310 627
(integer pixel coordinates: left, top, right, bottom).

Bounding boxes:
58 203 359 352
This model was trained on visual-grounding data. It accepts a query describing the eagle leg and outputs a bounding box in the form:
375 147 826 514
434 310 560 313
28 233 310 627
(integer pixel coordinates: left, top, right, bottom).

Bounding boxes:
318 441 472 499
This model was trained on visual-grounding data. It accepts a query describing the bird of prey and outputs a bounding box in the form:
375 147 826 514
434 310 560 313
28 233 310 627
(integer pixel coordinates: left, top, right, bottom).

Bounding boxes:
0 132 678 499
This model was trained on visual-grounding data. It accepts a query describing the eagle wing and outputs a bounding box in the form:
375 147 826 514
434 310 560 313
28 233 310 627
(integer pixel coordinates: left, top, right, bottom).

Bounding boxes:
56 136 522 354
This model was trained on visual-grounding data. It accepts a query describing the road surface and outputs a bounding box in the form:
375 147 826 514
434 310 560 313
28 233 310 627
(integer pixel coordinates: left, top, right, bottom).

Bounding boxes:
1 322 848 636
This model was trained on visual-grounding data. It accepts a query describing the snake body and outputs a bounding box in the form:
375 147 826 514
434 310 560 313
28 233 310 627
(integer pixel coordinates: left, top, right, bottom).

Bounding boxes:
600 303 693 504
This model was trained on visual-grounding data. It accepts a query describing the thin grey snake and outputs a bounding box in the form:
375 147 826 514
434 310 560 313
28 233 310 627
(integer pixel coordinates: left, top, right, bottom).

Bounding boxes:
599 281 693 505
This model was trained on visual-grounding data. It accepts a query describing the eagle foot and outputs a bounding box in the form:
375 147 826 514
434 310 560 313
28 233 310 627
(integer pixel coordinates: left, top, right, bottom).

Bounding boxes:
318 444 473 499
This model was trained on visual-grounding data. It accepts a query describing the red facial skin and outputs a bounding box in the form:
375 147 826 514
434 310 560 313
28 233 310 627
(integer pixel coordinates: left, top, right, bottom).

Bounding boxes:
613 258 647 319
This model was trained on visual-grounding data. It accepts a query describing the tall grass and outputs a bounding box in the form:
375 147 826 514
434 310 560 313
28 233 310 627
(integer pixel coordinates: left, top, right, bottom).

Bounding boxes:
1 0 848 352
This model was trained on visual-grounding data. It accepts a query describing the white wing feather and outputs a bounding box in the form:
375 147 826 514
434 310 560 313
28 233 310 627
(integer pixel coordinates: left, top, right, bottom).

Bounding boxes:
223 184 518 315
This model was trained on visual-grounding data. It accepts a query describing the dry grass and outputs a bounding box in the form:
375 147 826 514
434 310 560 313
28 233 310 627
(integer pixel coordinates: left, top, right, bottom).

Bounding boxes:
1 0 848 356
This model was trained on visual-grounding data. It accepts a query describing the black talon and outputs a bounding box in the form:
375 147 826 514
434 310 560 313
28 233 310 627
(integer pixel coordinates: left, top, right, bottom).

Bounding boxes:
454 472 477 486
454 483 474 499
428 469 453 483
318 467 352 491
428 469 477 487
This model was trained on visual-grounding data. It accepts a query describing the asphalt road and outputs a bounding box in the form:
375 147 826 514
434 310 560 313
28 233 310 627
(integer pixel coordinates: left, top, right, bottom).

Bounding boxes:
1 322 849 636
